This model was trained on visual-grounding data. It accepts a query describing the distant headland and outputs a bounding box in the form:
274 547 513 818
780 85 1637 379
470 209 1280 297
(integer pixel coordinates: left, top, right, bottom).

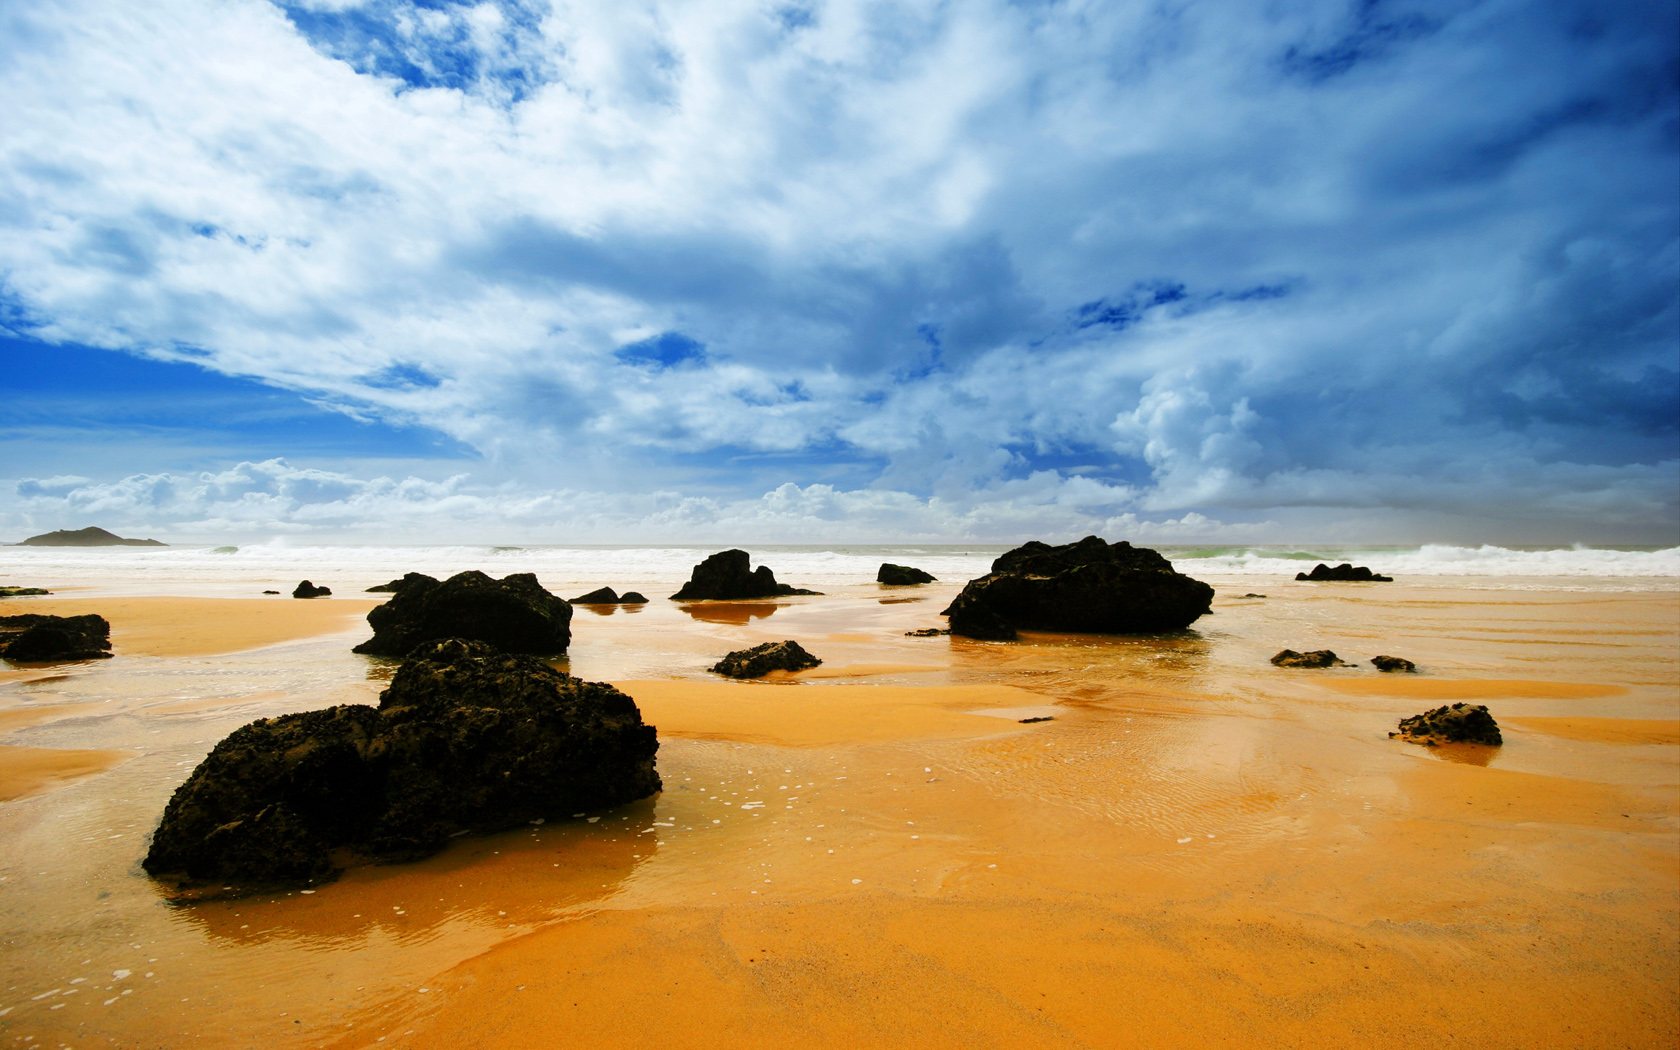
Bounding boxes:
13 526 167 547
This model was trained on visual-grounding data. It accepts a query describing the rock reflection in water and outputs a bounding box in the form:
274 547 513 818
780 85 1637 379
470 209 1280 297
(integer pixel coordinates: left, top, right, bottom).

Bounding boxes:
679 602 783 625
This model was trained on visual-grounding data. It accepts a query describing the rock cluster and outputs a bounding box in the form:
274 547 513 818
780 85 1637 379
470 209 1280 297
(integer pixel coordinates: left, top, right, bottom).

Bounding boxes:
1270 649 1351 668
569 587 649 604
1371 655 1417 673
1391 703 1502 746
877 563 936 585
143 638 661 889
353 571 572 657
1296 563 1393 582
0 613 112 662
292 580 332 598
710 640 822 679
670 550 820 600
14 526 166 547
941 537 1213 640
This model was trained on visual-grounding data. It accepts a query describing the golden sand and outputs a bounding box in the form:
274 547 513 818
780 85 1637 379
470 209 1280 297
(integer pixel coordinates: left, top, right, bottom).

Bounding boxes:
0 595 377 658
0 743 136 802
0 580 1675 1049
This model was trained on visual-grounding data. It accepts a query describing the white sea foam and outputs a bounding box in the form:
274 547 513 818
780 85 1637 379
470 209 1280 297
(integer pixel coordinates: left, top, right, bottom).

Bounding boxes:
0 541 1673 597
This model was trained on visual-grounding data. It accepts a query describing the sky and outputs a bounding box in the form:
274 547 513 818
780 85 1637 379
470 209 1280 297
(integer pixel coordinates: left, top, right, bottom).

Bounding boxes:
0 0 1675 545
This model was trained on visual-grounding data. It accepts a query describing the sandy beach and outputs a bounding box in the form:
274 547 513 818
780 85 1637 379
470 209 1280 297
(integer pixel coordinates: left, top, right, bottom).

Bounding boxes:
1 573 1676 1048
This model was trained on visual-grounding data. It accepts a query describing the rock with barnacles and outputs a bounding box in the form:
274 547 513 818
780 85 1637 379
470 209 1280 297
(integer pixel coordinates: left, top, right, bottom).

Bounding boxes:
1270 649 1352 668
710 640 822 679
1391 703 1502 746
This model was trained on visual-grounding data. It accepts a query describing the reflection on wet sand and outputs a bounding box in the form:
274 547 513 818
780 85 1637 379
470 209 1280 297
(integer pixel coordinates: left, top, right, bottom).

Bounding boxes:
678 601 784 625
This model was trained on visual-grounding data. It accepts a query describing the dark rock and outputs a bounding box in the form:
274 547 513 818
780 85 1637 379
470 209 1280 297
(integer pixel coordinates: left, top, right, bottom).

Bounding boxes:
670 550 821 600
1270 649 1351 668
1372 655 1417 673
1018 716 1055 723
709 640 822 679
143 638 660 890
941 536 1213 640
1391 703 1502 746
1295 563 1393 582
262 590 280 595
877 563 936 585
293 580 332 599
367 573 435 594
0 613 112 662
619 592 648 604
1241 593 1267 599
570 587 619 604
905 628 950 637
14 526 166 547
353 571 571 657
0 587 51 597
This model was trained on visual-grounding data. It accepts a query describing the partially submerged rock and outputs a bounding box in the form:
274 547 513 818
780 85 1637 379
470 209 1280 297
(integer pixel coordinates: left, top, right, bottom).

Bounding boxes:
0 613 112 662
569 587 649 605
143 638 661 890
670 550 821 600
1270 649 1351 668
1372 655 1417 673
353 571 572 657
293 580 332 599
710 640 822 679
878 563 936 585
1295 563 1393 582
1391 703 1502 746
905 628 950 637
366 573 434 594
0 586 50 597
941 537 1213 640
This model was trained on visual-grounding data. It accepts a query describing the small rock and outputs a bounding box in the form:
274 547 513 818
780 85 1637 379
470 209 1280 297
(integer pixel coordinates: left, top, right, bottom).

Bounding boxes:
262 590 280 595
570 587 619 604
292 581 332 599
1240 593 1267 599
1018 716 1054 724
1295 563 1392 582
1270 649 1351 668
0 613 112 662
710 640 822 679
1392 703 1502 746
904 628 950 637
619 592 648 604
877 563 936 585
0 587 51 597
1372 655 1417 673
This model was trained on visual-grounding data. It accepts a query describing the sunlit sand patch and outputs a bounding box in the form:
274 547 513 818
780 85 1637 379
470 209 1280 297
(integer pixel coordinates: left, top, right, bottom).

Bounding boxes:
796 663 948 679
616 680 1045 747
0 744 137 801
1319 678 1627 700
0 597 378 657
1504 717 1680 745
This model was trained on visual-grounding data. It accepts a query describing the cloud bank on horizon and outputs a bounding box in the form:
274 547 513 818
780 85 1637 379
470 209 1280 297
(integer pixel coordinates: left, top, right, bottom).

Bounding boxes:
0 0 1675 543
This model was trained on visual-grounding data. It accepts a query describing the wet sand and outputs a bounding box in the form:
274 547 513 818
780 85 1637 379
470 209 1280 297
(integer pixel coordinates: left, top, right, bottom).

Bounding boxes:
1 578 1676 1048
0 596 378 660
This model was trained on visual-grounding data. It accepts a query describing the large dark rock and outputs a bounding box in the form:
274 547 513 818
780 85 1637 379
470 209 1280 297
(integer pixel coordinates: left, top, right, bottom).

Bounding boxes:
1296 563 1392 582
353 571 572 657
292 580 332 598
940 537 1212 640
1270 649 1350 668
571 586 620 603
877 563 936 585
15 526 165 547
143 638 661 889
669 550 821 600
366 572 434 594
710 640 822 679
1391 703 1502 746
0 613 112 662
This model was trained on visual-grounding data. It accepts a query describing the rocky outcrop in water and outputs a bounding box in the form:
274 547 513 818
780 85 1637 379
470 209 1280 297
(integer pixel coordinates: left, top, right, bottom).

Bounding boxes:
353 571 572 657
1391 703 1502 746
1371 655 1417 672
569 587 650 605
1270 649 1351 668
1295 563 1392 582
366 573 434 594
710 640 822 679
0 613 112 662
877 563 936 585
14 526 166 547
0 586 50 597
292 580 332 598
142 638 661 890
941 537 1213 641
669 550 821 600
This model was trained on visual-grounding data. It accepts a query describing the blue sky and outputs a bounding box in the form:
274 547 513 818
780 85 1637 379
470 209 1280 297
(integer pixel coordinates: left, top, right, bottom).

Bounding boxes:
0 0 1674 543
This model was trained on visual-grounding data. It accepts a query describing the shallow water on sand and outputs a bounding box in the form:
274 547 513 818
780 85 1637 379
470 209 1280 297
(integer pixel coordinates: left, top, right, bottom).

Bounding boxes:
1 574 1676 1049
